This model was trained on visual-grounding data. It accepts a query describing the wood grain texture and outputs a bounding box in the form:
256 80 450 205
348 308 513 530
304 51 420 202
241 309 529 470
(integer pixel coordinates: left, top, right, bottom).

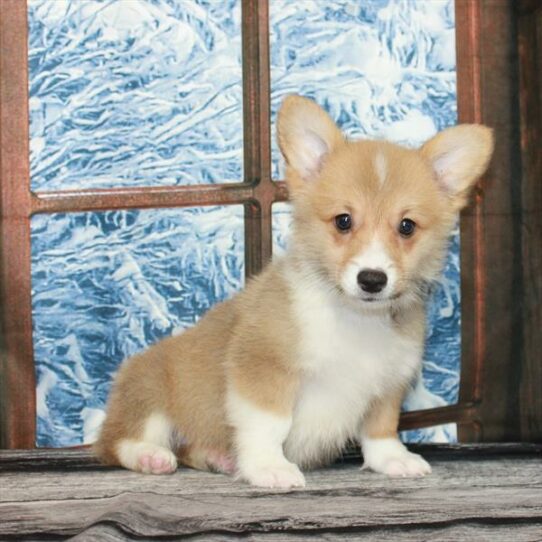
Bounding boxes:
242 0 274 276
398 403 477 432
455 0 485 442
456 0 542 442
1 446 541 540
70 524 542 542
517 2 542 443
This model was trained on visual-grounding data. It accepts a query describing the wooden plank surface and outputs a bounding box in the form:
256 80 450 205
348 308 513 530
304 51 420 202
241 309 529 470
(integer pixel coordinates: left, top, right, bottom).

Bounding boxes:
1 446 541 540
70 524 542 542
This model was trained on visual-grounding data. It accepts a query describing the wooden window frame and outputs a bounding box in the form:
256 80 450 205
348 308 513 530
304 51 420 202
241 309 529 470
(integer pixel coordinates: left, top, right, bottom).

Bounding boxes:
1 0 540 448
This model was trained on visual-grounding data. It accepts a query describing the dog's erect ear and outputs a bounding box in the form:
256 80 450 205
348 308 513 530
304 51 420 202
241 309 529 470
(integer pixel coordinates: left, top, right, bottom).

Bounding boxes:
421 124 494 210
277 95 344 189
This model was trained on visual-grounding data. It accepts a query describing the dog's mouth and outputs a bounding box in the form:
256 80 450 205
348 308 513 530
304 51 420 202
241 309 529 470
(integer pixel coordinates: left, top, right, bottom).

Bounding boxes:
360 292 403 304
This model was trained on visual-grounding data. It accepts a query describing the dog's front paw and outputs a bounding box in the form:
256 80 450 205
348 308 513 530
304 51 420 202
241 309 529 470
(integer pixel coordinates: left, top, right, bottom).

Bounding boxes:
362 437 431 478
368 450 431 477
242 461 306 489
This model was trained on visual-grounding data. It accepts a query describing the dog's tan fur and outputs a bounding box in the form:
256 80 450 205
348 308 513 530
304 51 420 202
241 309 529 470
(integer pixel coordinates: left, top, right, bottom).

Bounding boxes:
94 298 236 466
95 95 493 486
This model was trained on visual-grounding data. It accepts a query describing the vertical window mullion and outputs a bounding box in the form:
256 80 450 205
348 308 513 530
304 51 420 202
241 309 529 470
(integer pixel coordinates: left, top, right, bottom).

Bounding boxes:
241 0 273 278
455 0 485 442
0 0 36 448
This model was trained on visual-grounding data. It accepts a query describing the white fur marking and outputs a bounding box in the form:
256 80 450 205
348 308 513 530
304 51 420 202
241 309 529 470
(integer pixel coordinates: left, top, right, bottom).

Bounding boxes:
374 151 387 187
227 390 305 489
142 413 173 447
283 266 422 468
116 413 177 475
340 237 397 298
361 436 431 477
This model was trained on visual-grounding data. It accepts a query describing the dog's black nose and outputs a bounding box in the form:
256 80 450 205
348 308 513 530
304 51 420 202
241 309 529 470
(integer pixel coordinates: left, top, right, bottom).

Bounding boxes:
357 269 388 293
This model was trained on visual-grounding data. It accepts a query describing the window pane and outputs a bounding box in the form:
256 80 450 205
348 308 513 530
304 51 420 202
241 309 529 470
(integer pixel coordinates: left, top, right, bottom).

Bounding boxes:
272 201 293 256
270 0 456 177
32 206 244 447
28 0 243 191
270 0 458 444
270 0 460 441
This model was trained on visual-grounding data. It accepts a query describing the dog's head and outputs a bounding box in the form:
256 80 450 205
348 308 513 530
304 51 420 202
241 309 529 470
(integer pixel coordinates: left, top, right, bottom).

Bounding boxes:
277 95 493 309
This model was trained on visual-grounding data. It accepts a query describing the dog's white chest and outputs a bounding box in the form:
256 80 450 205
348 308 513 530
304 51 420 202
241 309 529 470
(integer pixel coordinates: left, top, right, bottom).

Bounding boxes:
284 282 421 466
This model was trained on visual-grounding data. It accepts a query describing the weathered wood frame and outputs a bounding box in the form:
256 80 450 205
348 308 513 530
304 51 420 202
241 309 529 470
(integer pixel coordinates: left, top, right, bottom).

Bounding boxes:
1 0 540 448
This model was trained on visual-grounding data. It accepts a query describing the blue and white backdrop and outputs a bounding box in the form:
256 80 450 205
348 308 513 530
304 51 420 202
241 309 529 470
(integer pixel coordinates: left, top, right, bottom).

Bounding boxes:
28 0 458 447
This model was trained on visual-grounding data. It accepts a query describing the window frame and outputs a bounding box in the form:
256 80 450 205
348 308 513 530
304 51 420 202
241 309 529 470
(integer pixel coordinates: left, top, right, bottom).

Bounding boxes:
0 0 536 448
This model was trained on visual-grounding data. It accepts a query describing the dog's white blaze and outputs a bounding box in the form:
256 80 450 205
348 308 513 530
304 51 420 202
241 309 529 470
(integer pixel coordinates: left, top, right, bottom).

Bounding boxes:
283 267 422 467
340 237 397 297
374 151 387 186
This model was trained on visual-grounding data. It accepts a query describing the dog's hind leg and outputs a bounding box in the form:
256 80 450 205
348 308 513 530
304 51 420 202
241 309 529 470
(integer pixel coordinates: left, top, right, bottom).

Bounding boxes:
115 413 178 475
178 444 236 474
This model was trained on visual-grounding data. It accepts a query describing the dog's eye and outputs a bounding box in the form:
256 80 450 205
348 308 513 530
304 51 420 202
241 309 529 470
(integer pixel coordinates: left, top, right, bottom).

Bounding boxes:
334 213 352 232
398 218 416 237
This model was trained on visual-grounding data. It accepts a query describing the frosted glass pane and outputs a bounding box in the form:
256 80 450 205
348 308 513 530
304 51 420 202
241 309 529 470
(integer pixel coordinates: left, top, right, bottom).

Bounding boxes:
31 0 460 447
272 201 293 256
270 0 456 178
270 0 458 447
28 0 243 191
32 206 244 447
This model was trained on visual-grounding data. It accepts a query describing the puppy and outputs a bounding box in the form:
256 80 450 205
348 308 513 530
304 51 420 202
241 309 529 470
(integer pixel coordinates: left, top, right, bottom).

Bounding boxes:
95 95 493 488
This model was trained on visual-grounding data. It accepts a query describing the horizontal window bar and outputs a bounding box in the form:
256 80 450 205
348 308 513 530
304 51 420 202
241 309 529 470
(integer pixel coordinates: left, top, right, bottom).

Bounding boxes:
399 403 479 431
30 182 289 215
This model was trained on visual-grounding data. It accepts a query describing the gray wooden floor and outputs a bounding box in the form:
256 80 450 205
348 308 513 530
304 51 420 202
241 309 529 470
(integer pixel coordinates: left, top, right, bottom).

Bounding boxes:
1 444 541 541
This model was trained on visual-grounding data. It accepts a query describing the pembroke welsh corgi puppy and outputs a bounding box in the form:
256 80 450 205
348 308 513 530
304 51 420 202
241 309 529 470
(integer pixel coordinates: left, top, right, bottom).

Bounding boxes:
95 95 493 488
